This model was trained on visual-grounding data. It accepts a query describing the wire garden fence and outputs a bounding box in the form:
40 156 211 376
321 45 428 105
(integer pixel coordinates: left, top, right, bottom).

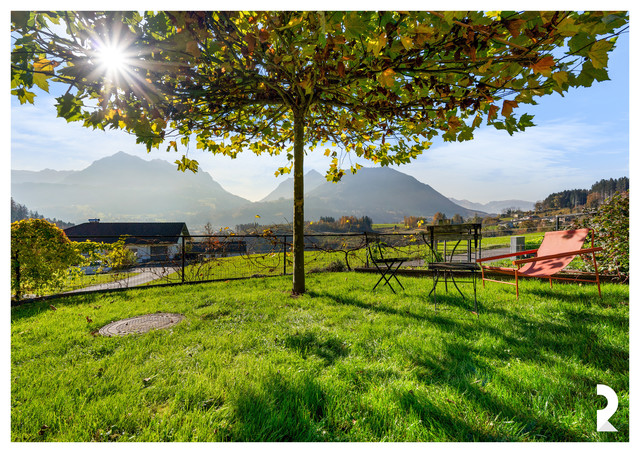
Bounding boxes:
37 229 480 297
18 216 592 300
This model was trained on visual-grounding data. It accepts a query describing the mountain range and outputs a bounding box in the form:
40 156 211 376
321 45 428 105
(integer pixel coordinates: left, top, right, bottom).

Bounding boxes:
448 198 535 214
11 151 521 230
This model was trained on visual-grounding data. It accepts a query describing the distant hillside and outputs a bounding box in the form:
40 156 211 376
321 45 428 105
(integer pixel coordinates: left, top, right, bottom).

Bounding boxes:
449 198 535 214
235 166 481 224
11 168 76 184
12 154 480 229
11 151 250 226
260 169 326 202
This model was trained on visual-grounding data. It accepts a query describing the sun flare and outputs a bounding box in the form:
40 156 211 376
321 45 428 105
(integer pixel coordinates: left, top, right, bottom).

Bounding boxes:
97 44 127 75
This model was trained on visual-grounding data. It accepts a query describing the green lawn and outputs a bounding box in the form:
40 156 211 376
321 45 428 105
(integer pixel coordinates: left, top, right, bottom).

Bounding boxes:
11 272 628 442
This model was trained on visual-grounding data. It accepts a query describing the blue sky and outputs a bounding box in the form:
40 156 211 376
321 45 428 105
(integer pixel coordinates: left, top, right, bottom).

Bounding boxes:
9 11 630 205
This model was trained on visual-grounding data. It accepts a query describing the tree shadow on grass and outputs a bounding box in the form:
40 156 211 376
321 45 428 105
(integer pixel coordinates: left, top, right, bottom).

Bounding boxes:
310 285 627 440
475 304 629 375
283 329 349 365
403 339 584 441
228 370 326 441
306 289 470 331
524 286 627 307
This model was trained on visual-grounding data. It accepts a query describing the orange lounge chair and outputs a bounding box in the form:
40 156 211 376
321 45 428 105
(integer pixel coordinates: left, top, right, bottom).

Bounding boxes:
476 228 602 299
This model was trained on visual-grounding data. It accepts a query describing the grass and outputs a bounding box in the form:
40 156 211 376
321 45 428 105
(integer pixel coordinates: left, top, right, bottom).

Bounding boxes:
11 272 628 442
481 231 545 249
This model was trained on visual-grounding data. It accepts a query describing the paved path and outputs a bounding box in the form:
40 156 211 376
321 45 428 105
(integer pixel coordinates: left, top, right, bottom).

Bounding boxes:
63 266 180 294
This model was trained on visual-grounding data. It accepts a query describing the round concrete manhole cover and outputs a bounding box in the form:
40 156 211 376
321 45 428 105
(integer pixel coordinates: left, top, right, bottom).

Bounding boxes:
98 313 185 337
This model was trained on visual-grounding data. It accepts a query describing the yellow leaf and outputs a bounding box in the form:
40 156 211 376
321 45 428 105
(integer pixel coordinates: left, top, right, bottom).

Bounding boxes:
33 59 55 73
400 36 414 51
367 33 387 56
255 215 261 218
377 68 396 88
324 149 331 156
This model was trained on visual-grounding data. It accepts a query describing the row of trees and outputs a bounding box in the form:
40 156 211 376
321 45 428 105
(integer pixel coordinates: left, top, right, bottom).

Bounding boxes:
11 198 74 228
308 216 373 233
534 177 628 211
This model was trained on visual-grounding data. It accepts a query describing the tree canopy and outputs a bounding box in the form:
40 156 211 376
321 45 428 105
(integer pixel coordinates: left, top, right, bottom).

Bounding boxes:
11 11 628 293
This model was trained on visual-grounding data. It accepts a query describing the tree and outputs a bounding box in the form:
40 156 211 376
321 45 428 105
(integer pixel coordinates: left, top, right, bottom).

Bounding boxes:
11 11 628 293
575 191 629 280
11 219 83 301
432 212 447 225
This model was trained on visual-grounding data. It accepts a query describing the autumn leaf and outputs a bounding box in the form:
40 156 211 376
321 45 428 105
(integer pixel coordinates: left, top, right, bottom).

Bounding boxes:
337 61 346 78
501 100 519 118
505 19 525 38
258 28 270 43
245 33 256 54
186 40 200 57
447 115 462 130
487 104 499 122
530 55 555 76
279 16 303 30
377 68 396 88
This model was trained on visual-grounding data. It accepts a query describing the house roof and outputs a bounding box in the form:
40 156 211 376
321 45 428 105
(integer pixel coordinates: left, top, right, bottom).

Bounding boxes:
64 222 190 245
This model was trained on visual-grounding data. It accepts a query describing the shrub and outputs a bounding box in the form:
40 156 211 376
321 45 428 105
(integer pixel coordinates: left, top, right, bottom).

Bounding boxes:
11 219 83 300
575 191 629 280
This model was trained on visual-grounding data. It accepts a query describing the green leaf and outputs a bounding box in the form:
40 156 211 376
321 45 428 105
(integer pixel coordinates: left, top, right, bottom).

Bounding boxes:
175 156 199 173
55 93 85 121
344 12 368 39
587 40 612 69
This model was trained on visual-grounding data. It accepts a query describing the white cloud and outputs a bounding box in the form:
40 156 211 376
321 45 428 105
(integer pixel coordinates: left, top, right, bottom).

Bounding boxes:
399 120 627 203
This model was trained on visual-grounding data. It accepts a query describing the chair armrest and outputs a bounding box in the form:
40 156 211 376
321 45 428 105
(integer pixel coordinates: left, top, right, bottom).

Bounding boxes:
476 249 538 264
514 247 603 264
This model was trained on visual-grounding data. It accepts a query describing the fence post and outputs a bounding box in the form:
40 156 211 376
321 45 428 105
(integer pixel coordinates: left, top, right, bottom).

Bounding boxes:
364 231 369 267
283 235 287 275
181 235 185 284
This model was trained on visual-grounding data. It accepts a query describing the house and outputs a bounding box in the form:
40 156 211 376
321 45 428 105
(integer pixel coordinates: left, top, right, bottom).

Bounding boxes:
65 221 191 262
187 239 247 259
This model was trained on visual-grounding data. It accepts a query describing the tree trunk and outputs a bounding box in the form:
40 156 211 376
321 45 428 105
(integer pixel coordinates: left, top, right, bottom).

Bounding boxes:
292 109 305 294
